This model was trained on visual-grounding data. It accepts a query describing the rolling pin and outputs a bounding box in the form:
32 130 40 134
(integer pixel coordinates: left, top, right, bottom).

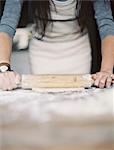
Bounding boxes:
19 74 94 90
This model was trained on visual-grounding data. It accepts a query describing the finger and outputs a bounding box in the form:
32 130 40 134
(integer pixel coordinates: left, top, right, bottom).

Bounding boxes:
0 73 4 89
8 72 17 90
111 74 114 80
2 78 11 91
4 72 14 90
111 74 114 78
94 74 103 87
111 75 114 84
99 75 107 89
15 73 21 84
110 74 114 84
92 74 97 80
106 76 112 88
0 74 8 90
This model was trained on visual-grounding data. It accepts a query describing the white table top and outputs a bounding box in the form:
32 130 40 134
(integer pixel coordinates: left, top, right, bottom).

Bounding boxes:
0 87 114 150
0 87 114 122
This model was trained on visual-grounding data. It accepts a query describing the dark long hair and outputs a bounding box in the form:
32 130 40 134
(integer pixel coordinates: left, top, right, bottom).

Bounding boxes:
30 0 92 37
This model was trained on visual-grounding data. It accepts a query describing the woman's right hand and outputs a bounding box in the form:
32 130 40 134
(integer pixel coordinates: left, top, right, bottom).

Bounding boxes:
0 71 21 91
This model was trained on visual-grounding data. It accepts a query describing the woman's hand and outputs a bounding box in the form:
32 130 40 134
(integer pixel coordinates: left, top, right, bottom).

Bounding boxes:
93 36 114 89
0 71 21 91
92 71 114 88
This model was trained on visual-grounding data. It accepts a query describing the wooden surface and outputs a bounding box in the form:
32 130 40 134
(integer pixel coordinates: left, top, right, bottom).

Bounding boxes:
0 87 114 150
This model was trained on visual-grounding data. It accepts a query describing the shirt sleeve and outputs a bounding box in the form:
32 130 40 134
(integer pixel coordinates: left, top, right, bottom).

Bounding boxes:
0 0 23 37
94 0 114 40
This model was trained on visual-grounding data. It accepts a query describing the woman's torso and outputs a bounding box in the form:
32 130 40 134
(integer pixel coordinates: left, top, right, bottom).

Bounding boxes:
34 0 82 42
29 0 92 74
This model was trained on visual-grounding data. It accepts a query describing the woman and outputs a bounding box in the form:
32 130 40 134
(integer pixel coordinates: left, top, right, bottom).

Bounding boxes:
0 0 113 90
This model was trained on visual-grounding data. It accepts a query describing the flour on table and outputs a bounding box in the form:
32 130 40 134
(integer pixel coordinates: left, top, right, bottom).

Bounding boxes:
0 87 113 123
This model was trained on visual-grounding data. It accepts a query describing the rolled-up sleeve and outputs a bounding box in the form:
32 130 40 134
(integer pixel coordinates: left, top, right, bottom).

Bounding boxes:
0 0 23 37
94 0 114 40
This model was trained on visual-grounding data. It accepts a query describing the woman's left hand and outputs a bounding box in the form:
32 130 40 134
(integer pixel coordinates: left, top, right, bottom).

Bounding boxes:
92 71 114 88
